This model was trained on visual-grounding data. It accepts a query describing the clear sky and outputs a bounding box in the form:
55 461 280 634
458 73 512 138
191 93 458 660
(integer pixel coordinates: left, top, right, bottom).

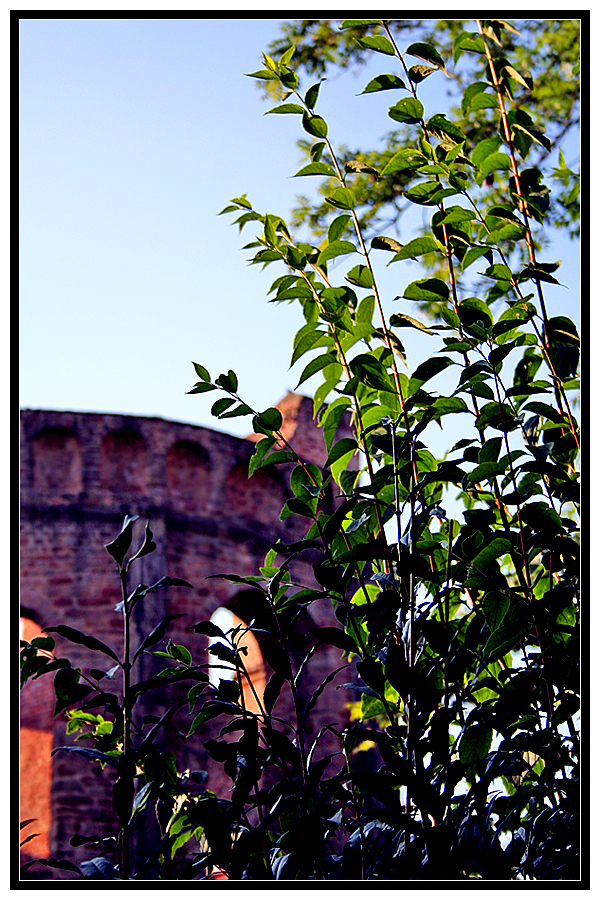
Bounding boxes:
19 16 580 442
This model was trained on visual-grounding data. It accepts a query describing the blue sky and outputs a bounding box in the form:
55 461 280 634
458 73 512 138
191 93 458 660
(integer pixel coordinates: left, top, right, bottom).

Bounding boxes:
19 16 580 442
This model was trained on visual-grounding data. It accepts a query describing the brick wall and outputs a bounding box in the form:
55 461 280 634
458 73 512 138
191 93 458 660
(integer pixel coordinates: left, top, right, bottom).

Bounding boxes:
20 396 356 878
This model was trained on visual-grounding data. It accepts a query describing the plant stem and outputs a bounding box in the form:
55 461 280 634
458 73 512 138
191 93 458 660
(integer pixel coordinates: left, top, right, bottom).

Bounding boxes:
120 566 132 881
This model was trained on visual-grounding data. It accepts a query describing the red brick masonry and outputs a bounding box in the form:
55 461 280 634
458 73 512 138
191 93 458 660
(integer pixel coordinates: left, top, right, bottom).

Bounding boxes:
20 396 355 877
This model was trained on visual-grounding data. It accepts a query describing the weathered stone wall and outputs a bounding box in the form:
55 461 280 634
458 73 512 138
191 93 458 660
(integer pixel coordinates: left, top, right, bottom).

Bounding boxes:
20 396 356 878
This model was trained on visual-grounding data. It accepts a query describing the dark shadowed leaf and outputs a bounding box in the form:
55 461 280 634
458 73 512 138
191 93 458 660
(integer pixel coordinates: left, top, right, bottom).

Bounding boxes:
402 278 449 303
80 857 116 879
312 627 359 654
45 625 120 664
105 515 138 567
39 858 83 875
459 723 492 764
406 41 446 70
51 746 120 768
132 614 183 663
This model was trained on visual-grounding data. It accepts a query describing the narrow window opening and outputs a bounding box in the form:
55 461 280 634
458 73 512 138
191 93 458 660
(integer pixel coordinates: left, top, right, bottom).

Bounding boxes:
208 607 266 715
20 617 54 865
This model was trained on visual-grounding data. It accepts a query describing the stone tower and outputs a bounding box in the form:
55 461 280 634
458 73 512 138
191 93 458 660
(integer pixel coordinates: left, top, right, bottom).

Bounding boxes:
20 396 356 878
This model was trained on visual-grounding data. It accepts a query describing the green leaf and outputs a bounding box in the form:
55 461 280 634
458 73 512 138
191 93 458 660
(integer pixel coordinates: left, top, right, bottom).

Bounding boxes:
349 354 395 393
458 297 494 329
356 35 395 55
361 73 407 93
211 397 236 418
373 328 405 362
500 63 533 90
402 278 449 303
266 103 305 115
432 396 468 416
380 148 427 176
215 369 238 393
187 381 218 395
482 591 510 633
408 65 436 83
316 239 357 265
471 136 503 169
356 293 375 324
325 437 358 470
471 537 512 571
248 436 277 477
403 181 448 205
440 206 477 226
466 461 508 484
520 501 563 534
371 235 403 253
340 19 382 28
246 69 279 82
453 31 486 63
192 362 211 382
219 403 254 419
519 265 561 286
462 246 493 270
406 42 445 70
389 313 436 335
476 401 518 433
296 352 338 388
389 235 443 262
328 215 351 243
279 45 296 67
30 635 55 653
253 407 284 433
408 356 453 394
470 92 498 111
172 644 192 665
388 97 424 124
294 162 338 178
302 113 328 138
426 114 464 143
344 159 380 178
479 436 503 463
290 324 327 368
346 264 374 288
477 152 512 182
258 450 294 468
325 188 355 210
304 81 321 110
483 605 528 662
321 398 352 452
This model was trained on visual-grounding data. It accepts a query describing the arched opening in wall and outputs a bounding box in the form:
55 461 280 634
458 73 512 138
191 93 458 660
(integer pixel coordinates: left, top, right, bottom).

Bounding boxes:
101 428 148 494
20 616 54 864
166 440 210 514
208 607 266 715
32 427 82 500
223 461 286 526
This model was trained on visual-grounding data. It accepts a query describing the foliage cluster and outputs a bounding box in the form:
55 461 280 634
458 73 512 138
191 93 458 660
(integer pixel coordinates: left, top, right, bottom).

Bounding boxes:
21 19 580 881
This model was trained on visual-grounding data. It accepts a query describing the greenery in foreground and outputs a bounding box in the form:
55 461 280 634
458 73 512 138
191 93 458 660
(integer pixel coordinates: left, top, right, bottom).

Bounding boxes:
21 19 580 880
